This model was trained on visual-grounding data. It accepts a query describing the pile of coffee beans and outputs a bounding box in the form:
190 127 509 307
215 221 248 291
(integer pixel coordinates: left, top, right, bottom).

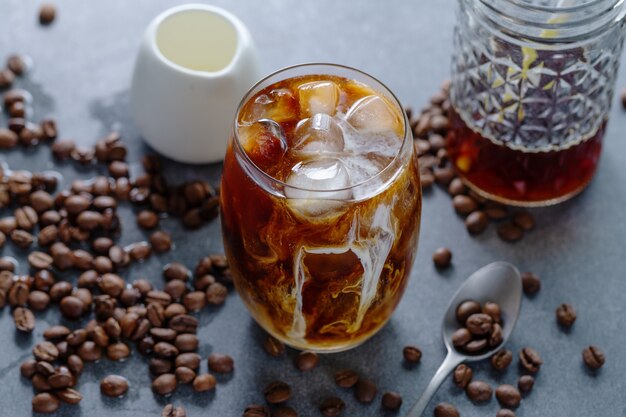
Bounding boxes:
451 300 503 354
405 84 536 243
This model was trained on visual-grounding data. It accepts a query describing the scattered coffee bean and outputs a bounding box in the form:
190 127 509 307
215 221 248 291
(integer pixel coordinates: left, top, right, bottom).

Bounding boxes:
434 403 459 417
466 380 493 402
107 343 131 361
273 406 297 417
77 340 102 362
496 409 516 417
382 391 402 411
32 392 60 413
101 374 129 397
517 375 534 394
208 353 234 373
319 397 345 417
243 404 271 417
263 335 285 357
0 128 18 149
355 378 377 403
60 296 85 320
57 387 83 405
456 300 481 324
137 210 159 229
453 364 472 388
335 369 359 388
497 222 524 242
465 211 489 234
162 404 186 417
403 345 422 363
206 282 228 305
14 307 35 332
152 373 177 395
295 350 319 371
521 272 541 295
582 345 605 369
150 230 172 253
175 366 196 384
453 194 478 215
264 380 291 403
192 373 216 392
39 3 57 24
556 303 577 327
28 251 53 269
432 247 452 268
519 347 542 373
512 211 535 230
495 384 521 408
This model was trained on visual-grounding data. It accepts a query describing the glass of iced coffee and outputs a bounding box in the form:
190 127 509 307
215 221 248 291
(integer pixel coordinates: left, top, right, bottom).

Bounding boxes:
220 64 421 352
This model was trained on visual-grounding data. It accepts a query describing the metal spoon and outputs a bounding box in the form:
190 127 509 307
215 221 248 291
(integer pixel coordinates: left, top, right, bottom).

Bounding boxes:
406 261 522 417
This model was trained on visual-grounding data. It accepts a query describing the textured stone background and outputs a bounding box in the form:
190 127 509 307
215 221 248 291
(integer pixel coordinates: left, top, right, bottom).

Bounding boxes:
0 0 625 416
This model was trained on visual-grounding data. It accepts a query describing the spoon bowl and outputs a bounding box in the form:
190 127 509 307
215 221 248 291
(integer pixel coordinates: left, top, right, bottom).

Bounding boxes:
442 261 522 360
406 261 522 417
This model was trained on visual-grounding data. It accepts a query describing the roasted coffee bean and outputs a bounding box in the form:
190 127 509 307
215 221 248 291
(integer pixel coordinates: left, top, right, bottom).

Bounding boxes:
582 345 605 369
149 230 172 253
33 341 59 362
517 375 535 393
6 55 25 75
175 333 199 352
70 146 95 164
101 375 129 397
60 296 85 320
183 291 206 311
99 273 125 298
496 409 516 417
489 323 504 347
16 206 38 230
519 347 542 373
452 195 478 215
162 404 186 417
14 306 35 332
0 258 15 272
164 303 187 319
0 128 18 148
40 118 58 140
447 178 466 196
182 208 204 229
208 353 234 373
464 338 488 353
108 245 129 267
420 171 435 188
451 328 472 348
434 164 455 185
334 369 359 388
77 210 103 231
44 325 71 340
146 303 165 328
0 70 15 89
137 210 159 229
512 211 535 230
93 256 113 274
355 378 377 403
243 404 271 417
37 224 58 246
154 342 179 358
57 387 83 405
48 366 73 389
381 391 402 411
28 251 53 270
491 349 513 371
151 327 177 342
556 303 577 327
36 361 56 377
273 406 297 417
263 335 285 357
453 364 472 388
163 262 190 281
67 329 88 346
150 358 173 375
497 222 524 242
32 392 60 413
11 229 34 248
153 373 177 395
319 397 345 417
107 343 131 361
456 300 481 324
137 336 155 356
169 314 198 333
482 301 502 323
465 211 489 234
8 117 26 133
108 161 129 178
0 217 17 235
432 247 452 268
32 373 52 391
93 195 116 210
206 282 227 305
434 403 459 417
39 3 56 24
175 366 196 384
164 279 187 300
130 318 151 341
295 350 318 371
496 384 521 408
466 380 493 402
49 281 72 302
77 341 102 362
176 352 201 370
9 281 29 306
264 380 291 403
20 359 37 379
403 345 422 363
9 101 26 118
93 237 114 254
466 313 493 336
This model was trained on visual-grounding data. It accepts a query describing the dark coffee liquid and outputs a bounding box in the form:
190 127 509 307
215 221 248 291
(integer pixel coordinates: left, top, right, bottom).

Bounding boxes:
446 108 604 205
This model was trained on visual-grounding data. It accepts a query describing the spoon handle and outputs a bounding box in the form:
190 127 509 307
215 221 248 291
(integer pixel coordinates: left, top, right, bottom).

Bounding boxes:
405 352 464 417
